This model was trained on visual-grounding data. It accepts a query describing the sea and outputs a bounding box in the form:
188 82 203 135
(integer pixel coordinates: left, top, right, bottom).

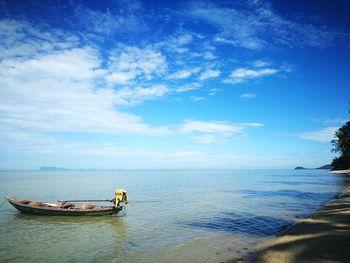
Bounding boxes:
0 169 342 263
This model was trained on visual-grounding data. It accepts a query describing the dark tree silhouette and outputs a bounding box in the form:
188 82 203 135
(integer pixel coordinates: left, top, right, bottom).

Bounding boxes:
331 102 350 170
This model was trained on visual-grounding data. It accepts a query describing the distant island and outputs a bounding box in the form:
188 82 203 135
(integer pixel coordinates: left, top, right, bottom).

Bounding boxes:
38 166 99 171
294 166 307 170
316 164 333 170
294 164 333 170
39 166 70 171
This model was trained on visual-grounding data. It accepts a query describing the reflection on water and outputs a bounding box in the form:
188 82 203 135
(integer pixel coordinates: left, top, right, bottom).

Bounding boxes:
0 169 342 263
1 213 128 263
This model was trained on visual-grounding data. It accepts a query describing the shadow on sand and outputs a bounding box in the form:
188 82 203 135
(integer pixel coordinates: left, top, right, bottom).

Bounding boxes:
246 177 350 263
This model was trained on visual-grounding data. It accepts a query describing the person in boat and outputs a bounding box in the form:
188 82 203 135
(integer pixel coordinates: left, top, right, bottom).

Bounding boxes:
110 189 128 207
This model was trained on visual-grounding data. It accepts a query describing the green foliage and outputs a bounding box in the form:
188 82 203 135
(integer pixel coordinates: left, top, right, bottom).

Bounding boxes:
331 121 350 170
332 154 350 170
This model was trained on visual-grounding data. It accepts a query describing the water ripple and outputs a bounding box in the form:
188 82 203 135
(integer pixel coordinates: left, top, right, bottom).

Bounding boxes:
184 212 292 236
240 189 337 201
265 180 339 186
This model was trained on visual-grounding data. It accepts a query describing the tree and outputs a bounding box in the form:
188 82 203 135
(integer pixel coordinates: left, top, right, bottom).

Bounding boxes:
331 121 350 170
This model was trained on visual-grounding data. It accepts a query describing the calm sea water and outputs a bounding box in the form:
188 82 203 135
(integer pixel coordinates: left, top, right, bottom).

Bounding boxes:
0 169 342 263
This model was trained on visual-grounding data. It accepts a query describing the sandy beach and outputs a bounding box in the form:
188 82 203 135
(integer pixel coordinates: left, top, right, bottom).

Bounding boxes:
235 170 350 263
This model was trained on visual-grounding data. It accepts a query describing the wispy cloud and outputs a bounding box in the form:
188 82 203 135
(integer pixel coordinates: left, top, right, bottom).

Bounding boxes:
199 69 220 81
0 21 171 137
0 132 300 169
213 36 238 46
251 60 270 68
181 120 242 134
180 0 345 50
106 46 167 84
208 88 222 96
73 0 147 38
240 93 256 100
180 120 263 144
224 67 277 84
175 83 201 93
115 85 169 106
166 34 193 54
169 67 200 79
190 96 205 102
299 127 337 142
153 33 194 55
0 19 79 60
1 1 346 170
1 47 101 81
312 118 347 126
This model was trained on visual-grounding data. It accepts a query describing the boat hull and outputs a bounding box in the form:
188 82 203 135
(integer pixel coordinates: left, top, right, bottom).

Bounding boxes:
7 198 122 216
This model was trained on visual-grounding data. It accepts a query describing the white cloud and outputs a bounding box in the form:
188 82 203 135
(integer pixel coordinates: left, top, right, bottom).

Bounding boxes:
213 36 238 46
106 46 167 84
208 88 222 96
231 68 277 79
225 67 277 84
169 67 200 79
190 96 205 102
0 21 171 138
181 2 264 50
174 34 193 46
251 60 270 68
154 33 193 54
313 118 347 126
1 47 101 82
115 85 169 105
1 132 300 169
191 134 217 144
73 1 147 37
105 71 136 84
199 69 220 81
181 1 344 50
240 123 264 128
0 19 79 60
181 120 241 134
180 120 263 144
0 72 170 136
169 70 193 79
203 51 216 60
299 127 337 143
240 93 256 100
175 83 201 93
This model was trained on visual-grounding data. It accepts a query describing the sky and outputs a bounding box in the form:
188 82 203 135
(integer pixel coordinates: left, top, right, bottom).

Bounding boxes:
0 0 349 170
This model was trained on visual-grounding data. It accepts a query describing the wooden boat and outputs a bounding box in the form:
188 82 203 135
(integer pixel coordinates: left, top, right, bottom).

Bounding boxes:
7 197 122 216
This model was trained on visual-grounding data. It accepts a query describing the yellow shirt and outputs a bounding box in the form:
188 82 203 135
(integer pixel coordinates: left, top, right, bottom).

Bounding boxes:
115 189 128 206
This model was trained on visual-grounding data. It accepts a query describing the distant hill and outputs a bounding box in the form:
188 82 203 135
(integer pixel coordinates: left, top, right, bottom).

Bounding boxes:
316 164 333 170
39 166 70 171
294 166 307 170
294 164 333 170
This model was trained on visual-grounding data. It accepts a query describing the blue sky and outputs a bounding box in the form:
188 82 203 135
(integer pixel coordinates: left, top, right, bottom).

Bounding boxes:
0 0 349 169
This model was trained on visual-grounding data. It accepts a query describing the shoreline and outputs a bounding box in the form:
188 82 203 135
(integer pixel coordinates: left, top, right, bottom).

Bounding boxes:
232 170 350 263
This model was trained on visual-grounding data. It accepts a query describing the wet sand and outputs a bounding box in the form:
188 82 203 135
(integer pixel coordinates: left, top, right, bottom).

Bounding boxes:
240 170 350 263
